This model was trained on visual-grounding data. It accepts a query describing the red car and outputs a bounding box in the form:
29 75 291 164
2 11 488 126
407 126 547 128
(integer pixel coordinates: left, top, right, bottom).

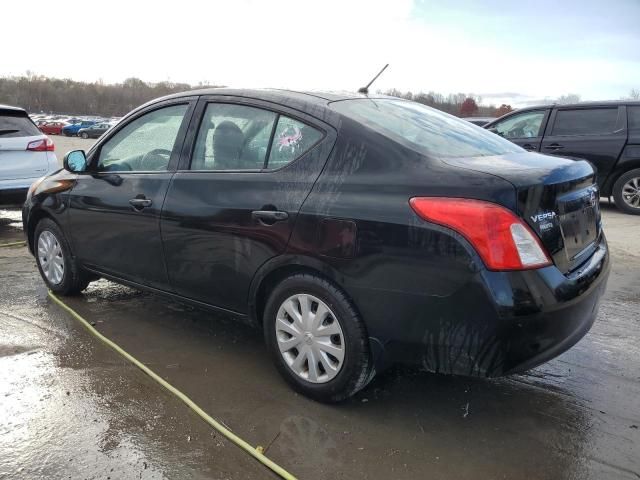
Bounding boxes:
39 121 67 135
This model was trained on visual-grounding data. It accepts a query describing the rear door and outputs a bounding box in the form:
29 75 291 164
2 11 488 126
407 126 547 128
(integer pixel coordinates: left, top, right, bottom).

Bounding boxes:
0 109 50 181
488 109 549 151
67 99 195 289
161 97 336 313
541 106 627 187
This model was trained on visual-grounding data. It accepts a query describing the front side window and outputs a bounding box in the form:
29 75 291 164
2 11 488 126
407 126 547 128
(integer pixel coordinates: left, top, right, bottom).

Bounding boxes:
97 104 188 172
330 99 522 158
493 111 545 139
552 108 618 136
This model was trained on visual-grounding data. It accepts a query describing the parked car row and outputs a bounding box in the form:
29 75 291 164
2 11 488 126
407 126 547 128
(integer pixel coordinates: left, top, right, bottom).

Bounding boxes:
30 112 120 138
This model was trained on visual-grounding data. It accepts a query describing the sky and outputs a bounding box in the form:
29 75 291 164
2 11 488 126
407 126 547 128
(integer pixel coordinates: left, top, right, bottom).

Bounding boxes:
2 0 639 106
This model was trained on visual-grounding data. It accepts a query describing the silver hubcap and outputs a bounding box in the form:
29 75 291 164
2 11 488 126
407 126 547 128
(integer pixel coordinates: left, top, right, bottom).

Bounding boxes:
622 177 640 209
37 230 64 285
275 294 345 383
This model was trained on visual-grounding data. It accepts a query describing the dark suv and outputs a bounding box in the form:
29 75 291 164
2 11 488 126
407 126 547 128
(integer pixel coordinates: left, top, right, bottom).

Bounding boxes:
23 89 609 402
485 101 640 214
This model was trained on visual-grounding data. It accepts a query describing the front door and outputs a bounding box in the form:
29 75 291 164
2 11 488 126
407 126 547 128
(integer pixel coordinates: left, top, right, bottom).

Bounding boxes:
67 101 194 289
540 106 627 188
161 99 336 313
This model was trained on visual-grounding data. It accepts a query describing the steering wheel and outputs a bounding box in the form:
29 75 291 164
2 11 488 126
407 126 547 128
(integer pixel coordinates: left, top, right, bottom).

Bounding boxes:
140 149 172 171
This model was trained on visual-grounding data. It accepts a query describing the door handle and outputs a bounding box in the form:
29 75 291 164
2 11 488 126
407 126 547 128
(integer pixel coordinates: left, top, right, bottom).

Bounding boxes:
522 144 537 151
251 210 289 225
544 143 564 150
129 197 152 210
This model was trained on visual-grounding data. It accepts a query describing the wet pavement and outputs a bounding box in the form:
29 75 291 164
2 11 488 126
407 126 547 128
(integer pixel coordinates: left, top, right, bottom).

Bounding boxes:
1 203 639 479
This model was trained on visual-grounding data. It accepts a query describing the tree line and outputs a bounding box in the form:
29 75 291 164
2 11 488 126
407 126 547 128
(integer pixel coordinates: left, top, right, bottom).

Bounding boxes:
3 74 633 119
0 74 218 117
0 74 515 118
380 88 513 117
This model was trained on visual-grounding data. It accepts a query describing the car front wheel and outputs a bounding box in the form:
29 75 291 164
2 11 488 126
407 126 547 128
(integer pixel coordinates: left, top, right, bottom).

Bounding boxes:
81 132 89 139
34 218 90 295
264 273 374 402
613 168 640 215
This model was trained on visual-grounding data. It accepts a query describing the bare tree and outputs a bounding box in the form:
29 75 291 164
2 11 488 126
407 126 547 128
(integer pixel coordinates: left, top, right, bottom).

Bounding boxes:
627 88 640 100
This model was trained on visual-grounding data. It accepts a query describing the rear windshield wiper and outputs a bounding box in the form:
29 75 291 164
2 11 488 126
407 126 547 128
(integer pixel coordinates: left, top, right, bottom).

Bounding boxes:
0 129 20 136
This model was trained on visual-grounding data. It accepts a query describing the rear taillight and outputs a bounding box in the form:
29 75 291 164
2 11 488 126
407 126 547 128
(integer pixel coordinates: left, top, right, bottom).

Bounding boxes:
409 197 551 271
27 137 55 152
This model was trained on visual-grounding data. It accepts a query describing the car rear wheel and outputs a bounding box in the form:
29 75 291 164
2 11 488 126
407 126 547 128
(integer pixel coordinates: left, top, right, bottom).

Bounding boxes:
34 218 90 295
613 168 640 215
264 273 374 402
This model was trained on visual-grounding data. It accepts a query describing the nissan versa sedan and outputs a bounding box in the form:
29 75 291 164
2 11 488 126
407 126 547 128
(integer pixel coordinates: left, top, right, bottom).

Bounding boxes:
23 89 610 402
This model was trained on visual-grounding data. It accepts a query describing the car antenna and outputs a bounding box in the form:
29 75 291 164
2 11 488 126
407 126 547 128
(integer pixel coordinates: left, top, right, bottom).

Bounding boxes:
358 64 389 95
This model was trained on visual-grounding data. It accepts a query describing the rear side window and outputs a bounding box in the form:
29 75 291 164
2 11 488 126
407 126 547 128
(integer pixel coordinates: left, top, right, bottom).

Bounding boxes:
192 104 277 170
628 106 640 133
269 116 323 169
191 103 323 171
551 108 618 136
330 99 522 158
0 111 41 138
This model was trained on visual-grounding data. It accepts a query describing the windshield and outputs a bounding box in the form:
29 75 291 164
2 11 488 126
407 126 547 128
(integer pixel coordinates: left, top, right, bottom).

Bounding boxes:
330 98 523 158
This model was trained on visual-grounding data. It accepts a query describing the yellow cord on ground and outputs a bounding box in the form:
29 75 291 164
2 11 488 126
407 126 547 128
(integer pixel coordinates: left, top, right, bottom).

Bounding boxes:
0 240 26 248
48 291 297 480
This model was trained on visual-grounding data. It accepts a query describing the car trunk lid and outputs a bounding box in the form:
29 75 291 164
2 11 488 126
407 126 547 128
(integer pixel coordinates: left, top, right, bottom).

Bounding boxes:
442 152 601 273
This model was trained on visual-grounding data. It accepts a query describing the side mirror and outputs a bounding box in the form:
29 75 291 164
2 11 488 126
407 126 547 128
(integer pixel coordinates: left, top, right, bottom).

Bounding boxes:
487 127 503 137
63 150 87 173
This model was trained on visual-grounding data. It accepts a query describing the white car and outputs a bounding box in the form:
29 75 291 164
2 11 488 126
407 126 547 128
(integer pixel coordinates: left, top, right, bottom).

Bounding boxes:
1 105 58 203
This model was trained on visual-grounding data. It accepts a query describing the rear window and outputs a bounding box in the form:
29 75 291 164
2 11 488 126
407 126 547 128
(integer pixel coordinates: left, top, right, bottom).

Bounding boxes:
0 111 41 138
329 99 522 158
551 108 618 136
628 106 640 133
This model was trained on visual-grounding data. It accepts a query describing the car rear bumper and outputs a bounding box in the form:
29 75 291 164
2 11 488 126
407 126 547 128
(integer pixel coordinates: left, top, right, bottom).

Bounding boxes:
361 236 610 377
0 179 37 203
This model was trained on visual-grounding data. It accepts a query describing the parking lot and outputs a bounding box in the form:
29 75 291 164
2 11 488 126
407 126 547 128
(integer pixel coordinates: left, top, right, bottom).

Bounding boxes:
1 182 639 479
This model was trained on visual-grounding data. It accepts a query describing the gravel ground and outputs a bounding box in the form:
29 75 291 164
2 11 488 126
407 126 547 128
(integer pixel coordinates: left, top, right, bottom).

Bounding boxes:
50 135 96 163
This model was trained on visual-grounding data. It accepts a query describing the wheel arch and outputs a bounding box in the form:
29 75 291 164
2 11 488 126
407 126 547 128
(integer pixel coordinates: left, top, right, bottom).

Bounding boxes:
602 149 640 196
27 208 53 253
248 255 352 328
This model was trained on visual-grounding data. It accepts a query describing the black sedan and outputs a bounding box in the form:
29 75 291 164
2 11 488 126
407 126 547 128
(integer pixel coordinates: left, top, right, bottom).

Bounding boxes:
77 122 112 139
23 89 609 402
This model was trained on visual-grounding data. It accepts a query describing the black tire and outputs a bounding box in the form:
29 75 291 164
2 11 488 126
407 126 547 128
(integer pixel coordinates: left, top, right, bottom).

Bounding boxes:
34 218 90 295
81 132 89 139
263 273 373 403
612 168 640 215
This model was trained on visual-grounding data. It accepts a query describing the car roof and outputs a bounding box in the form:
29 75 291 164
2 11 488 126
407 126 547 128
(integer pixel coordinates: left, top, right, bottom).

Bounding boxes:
145 87 396 111
175 88 364 103
0 104 27 114
512 100 640 112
